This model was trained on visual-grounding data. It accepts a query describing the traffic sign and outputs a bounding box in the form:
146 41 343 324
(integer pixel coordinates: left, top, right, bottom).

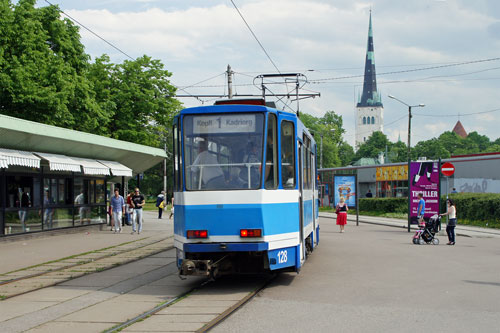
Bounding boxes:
441 162 455 177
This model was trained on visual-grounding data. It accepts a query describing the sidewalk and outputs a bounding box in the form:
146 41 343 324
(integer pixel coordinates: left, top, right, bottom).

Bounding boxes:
320 212 500 238
0 210 174 298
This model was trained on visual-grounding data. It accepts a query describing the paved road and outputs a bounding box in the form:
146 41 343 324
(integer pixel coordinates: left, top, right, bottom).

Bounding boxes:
213 217 500 332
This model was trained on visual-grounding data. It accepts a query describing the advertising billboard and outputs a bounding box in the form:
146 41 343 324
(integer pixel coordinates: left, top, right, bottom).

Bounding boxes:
334 175 356 208
376 165 408 181
409 161 440 224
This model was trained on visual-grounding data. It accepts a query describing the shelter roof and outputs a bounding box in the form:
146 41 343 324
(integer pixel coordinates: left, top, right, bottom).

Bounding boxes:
0 114 166 175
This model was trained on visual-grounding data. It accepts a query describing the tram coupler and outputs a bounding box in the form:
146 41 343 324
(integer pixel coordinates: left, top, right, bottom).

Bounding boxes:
180 259 212 276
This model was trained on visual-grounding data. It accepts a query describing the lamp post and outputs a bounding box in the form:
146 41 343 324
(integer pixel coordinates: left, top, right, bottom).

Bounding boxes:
388 95 425 232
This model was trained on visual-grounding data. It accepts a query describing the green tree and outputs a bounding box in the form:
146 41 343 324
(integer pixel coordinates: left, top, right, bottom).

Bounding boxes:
465 131 490 152
412 138 451 160
0 0 105 132
87 55 181 147
387 140 408 163
299 111 347 168
354 131 390 161
338 141 355 166
437 131 470 155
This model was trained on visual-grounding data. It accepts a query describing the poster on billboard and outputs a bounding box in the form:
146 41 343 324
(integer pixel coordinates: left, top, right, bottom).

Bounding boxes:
334 175 356 208
409 161 440 224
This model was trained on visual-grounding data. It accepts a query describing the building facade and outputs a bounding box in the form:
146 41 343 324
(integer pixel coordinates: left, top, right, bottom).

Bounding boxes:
355 12 384 148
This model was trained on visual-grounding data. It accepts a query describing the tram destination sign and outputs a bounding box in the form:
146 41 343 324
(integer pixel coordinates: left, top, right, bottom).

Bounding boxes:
193 114 256 134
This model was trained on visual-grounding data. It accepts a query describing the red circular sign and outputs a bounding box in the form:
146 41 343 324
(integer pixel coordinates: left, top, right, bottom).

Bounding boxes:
441 162 455 177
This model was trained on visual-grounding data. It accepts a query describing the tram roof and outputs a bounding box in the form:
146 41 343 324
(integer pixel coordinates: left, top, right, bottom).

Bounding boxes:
179 104 280 114
0 114 166 175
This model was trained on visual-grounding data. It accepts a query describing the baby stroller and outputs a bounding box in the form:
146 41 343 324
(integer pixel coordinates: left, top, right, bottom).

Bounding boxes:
412 214 441 245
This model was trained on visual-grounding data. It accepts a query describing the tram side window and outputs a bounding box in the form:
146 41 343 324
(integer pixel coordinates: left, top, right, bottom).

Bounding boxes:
281 121 295 189
265 114 278 189
302 134 311 190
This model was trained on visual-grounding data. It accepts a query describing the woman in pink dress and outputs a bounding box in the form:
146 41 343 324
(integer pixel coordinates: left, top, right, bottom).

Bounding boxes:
336 197 348 233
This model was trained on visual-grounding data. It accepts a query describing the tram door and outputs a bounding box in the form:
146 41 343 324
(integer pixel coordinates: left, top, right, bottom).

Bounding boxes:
298 141 305 262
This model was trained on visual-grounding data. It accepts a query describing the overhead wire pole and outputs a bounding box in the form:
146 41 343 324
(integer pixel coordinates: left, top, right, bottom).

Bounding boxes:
227 65 234 99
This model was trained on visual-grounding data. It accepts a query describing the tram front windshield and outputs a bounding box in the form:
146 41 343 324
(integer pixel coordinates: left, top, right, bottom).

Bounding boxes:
183 113 265 191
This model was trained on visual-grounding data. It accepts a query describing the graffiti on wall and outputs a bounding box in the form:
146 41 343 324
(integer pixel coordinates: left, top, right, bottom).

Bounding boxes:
454 178 500 193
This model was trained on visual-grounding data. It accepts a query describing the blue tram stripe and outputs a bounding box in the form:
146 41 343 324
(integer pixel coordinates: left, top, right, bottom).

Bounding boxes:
184 242 268 252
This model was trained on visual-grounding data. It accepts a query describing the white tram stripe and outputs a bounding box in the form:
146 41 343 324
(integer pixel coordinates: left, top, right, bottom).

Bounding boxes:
175 189 300 205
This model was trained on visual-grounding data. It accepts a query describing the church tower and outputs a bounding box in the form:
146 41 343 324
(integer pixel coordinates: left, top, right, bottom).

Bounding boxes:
355 12 384 148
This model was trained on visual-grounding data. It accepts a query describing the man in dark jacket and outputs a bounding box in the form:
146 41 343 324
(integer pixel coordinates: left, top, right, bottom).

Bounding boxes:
156 191 165 219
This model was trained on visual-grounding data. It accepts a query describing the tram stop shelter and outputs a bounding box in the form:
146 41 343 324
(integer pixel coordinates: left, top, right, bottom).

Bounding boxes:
0 114 167 237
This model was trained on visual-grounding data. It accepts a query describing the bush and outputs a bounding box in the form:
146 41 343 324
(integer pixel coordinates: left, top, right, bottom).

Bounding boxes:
444 193 500 228
358 193 500 229
359 197 407 214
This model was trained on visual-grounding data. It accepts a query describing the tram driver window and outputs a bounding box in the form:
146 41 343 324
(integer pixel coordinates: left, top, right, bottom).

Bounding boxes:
265 114 278 189
281 121 295 188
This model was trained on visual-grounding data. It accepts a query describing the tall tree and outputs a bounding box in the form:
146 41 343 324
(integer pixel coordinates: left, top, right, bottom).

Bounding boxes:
354 131 390 161
412 138 450 160
0 0 105 132
87 55 181 147
299 111 348 168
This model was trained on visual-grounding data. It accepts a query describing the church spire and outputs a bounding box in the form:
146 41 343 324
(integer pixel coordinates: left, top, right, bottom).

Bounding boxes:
357 11 383 108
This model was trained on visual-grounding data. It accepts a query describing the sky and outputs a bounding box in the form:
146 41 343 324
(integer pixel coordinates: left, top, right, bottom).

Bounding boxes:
35 0 500 147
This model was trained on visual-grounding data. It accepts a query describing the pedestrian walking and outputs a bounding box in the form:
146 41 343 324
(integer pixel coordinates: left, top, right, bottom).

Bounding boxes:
126 190 135 225
156 191 166 219
131 187 145 234
110 188 125 233
169 196 174 219
336 197 348 233
417 192 426 226
440 198 457 245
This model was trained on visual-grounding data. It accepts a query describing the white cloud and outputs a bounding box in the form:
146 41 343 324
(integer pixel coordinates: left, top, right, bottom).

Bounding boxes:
60 0 500 146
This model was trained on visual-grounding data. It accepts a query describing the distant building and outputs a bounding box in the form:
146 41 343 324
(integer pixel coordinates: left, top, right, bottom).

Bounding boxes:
452 120 467 138
355 12 384 148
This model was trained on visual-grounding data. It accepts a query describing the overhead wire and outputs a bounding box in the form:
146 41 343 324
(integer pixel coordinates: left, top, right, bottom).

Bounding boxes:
44 0 135 60
229 0 281 75
181 61 500 89
413 107 500 118
309 57 500 83
43 0 212 103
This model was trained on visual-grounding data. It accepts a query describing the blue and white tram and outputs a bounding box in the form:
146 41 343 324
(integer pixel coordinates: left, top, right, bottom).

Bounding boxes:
172 100 319 277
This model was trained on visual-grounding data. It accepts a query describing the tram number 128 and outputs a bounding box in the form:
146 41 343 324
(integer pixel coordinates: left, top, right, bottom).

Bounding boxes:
277 250 288 264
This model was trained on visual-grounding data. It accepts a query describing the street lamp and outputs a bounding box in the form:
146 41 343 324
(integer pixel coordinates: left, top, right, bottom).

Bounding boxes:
388 95 425 232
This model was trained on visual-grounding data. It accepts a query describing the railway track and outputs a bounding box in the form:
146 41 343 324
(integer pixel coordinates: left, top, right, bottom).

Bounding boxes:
0 235 174 299
105 273 276 332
